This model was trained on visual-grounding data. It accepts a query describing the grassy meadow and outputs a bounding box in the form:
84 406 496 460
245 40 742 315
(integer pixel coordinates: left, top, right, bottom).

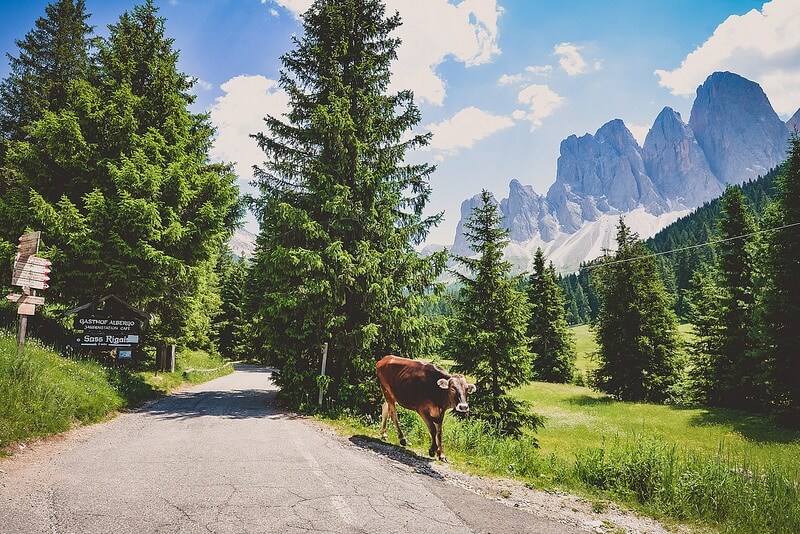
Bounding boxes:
325 324 800 533
0 331 232 454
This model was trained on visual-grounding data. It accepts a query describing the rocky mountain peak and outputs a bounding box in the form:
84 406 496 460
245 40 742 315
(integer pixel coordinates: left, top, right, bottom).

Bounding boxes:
546 118 666 234
642 106 723 209
788 108 800 134
689 71 789 185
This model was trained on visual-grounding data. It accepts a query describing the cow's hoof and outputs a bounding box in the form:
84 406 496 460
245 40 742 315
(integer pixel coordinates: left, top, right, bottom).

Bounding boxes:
399 438 408 446
381 433 387 441
439 455 448 463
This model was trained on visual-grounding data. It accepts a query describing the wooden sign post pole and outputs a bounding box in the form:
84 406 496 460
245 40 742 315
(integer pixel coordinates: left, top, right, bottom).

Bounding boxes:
12 231 48 355
16 315 28 356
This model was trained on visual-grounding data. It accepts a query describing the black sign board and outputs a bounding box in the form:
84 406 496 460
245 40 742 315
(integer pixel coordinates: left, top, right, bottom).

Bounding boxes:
65 295 150 352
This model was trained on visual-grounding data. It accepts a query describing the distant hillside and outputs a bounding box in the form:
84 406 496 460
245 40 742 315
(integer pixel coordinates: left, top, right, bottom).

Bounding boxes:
559 167 781 325
645 166 779 315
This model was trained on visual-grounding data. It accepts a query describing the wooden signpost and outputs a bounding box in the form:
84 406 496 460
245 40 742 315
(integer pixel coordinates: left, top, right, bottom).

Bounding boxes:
9 231 51 352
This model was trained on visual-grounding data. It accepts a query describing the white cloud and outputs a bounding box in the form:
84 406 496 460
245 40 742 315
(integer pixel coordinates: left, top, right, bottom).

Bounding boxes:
208 75 290 184
526 65 553 76
498 73 526 86
194 78 213 91
271 0 312 19
498 65 553 87
515 84 566 130
425 107 514 155
627 123 650 146
554 42 587 76
271 0 502 106
655 0 800 116
388 0 502 105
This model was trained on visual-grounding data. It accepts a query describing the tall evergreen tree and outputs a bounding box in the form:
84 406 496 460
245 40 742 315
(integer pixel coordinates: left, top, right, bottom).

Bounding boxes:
763 134 800 425
248 0 446 410
0 0 91 141
445 190 540 437
592 218 679 402
713 186 761 408
0 0 92 260
215 250 250 359
686 267 725 404
527 248 576 383
7 0 241 346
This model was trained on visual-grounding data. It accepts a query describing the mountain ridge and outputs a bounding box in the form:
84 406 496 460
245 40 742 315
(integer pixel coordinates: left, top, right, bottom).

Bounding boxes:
449 71 796 272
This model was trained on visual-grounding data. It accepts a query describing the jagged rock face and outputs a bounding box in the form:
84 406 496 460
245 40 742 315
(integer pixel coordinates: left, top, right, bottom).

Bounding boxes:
451 183 561 257
689 71 789 185
788 108 800 135
642 107 724 209
547 119 667 232
500 179 559 242
450 193 494 257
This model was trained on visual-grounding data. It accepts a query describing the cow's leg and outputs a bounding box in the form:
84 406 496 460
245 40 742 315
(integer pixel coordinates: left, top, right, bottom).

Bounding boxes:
382 401 407 445
420 413 438 458
381 401 390 441
433 415 446 462
389 402 408 446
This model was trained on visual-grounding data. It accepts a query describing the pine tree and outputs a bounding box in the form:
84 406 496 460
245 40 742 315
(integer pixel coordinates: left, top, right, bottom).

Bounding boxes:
713 186 761 408
763 134 800 425
215 249 250 359
248 0 446 410
592 218 679 402
527 248 576 383
445 190 541 437
686 267 725 404
0 0 92 257
10 0 241 347
0 0 92 141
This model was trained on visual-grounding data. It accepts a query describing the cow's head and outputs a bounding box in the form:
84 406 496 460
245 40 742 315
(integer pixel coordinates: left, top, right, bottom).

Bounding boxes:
437 374 477 413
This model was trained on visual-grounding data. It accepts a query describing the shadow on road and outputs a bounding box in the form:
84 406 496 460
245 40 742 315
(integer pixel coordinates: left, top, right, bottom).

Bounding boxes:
349 435 444 481
138 364 302 422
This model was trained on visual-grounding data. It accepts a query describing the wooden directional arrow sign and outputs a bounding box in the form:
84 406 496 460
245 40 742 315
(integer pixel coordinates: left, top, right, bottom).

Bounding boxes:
6 294 45 305
11 254 51 290
16 231 40 257
15 254 51 267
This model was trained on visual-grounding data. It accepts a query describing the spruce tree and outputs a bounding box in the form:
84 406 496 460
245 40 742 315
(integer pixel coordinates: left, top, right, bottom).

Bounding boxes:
215 250 250 359
248 0 446 410
592 218 679 402
0 0 92 141
527 248 576 383
764 134 800 425
0 0 92 257
8 1 241 347
686 267 725 404
714 186 761 408
445 190 540 437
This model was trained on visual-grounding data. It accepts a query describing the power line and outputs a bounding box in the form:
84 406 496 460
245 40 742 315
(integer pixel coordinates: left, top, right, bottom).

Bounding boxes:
586 220 800 271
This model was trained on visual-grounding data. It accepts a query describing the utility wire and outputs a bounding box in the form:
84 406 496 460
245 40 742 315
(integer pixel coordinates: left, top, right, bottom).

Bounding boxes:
585 220 800 271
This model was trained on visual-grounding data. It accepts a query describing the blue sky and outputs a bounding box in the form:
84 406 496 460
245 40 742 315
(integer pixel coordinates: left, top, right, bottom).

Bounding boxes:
2 0 799 245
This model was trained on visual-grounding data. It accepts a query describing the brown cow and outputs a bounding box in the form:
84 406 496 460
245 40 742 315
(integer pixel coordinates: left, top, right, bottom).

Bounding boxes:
376 355 476 461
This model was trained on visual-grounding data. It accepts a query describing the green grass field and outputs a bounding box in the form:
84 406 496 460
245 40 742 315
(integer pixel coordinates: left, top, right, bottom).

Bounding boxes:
325 324 800 532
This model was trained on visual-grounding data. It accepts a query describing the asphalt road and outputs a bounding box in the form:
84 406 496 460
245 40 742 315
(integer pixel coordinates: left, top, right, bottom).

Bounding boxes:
0 364 585 533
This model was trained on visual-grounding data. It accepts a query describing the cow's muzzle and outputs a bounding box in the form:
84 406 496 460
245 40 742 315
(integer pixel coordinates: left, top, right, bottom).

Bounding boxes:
455 403 469 413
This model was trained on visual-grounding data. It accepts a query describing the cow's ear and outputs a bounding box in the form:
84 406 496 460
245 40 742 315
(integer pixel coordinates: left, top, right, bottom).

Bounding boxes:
467 383 477 394
437 378 449 389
